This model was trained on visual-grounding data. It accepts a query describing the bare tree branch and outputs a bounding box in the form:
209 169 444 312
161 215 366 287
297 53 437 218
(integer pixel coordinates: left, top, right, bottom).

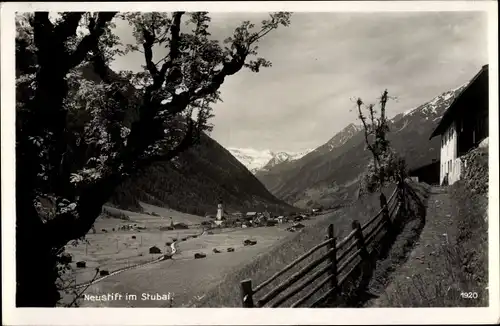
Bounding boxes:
66 269 100 307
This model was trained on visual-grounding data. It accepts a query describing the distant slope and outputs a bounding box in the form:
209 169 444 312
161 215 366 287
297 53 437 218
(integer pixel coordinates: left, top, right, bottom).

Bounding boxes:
110 132 298 216
256 85 468 208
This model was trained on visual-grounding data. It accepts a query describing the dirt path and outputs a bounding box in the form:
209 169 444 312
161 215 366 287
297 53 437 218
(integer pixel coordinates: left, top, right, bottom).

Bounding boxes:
367 185 458 307
73 229 206 290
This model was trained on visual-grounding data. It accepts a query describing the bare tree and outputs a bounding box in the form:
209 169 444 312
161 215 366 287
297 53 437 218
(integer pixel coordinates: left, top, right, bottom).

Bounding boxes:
354 90 405 194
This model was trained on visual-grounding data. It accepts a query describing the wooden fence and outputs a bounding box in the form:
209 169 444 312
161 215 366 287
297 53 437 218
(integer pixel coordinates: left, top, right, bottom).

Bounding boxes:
240 181 406 308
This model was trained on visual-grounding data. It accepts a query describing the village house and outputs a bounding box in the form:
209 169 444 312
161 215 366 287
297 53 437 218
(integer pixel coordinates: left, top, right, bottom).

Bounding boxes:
149 246 162 254
232 211 243 218
429 64 489 185
245 212 257 219
408 159 440 185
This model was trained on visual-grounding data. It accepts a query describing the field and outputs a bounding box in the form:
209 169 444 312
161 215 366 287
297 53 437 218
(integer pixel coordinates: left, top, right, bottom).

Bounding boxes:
61 203 205 305
77 218 332 307
64 185 397 308
194 184 398 307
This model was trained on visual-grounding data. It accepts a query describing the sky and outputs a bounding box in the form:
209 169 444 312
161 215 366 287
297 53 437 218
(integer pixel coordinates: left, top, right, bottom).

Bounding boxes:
110 11 488 153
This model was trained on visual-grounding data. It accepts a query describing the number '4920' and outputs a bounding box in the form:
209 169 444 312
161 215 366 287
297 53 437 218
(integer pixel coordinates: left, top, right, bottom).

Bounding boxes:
460 292 478 299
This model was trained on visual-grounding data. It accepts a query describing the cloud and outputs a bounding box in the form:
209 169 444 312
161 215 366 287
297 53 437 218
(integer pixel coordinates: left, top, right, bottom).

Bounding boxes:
110 11 488 153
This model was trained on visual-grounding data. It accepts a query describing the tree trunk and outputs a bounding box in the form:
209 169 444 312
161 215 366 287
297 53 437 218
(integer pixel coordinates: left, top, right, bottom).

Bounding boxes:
16 193 61 307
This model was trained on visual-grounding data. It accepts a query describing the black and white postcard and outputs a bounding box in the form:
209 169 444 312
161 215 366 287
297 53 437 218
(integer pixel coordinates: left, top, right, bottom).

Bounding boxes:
1 1 499 325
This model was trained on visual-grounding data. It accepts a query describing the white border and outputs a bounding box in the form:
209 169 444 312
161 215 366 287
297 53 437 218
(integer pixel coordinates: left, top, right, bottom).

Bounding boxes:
1 1 499 325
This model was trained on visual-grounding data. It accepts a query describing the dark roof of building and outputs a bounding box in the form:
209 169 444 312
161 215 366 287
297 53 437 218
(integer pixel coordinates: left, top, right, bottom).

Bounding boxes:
429 64 489 140
408 160 440 174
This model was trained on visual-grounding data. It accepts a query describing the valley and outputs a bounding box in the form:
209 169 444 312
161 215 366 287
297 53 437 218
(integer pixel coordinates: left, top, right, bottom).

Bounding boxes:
59 79 476 309
13 9 491 320
62 201 334 307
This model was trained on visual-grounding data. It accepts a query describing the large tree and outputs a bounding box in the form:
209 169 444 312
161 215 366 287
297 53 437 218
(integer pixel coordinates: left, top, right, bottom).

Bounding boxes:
15 11 291 307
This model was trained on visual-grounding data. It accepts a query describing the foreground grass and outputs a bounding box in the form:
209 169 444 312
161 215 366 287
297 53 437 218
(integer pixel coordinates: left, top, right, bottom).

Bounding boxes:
192 185 397 307
377 181 488 307
345 181 431 307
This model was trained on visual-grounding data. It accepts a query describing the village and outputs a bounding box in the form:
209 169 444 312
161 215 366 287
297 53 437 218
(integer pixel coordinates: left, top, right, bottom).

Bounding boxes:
59 199 329 299
204 202 324 230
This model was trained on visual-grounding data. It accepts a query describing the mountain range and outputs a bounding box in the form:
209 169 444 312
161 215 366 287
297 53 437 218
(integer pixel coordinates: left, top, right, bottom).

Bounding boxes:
72 64 468 216
254 84 468 209
110 133 297 216
227 148 313 174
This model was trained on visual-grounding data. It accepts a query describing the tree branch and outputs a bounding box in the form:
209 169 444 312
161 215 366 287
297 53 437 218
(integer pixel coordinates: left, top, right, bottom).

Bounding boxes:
136 118 196 171
54 12 84 42
357 99 378 167
158 11 184 84
142 28 158 77
142 12 184 95
67 12 117 69
32 12 54 56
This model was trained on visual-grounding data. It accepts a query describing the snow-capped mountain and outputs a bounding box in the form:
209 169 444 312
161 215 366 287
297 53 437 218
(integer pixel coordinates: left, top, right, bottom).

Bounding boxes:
393 82 469 123
325 123 363 151
256 81 471 209
309 123 364 156
259 149 313 172
227 148 313 174
226 148 274 173
291 149 313 161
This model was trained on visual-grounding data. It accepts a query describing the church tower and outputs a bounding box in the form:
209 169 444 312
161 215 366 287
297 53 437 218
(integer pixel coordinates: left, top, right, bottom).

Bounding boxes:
216 202 224 221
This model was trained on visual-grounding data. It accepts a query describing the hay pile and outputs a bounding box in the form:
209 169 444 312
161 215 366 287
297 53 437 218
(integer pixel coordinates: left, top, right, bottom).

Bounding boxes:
460 140 488 195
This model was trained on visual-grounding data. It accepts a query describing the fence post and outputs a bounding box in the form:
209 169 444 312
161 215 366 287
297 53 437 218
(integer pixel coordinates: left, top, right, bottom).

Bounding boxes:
327 224 338 290
240 279 255 307
351 220 369 260
352 220 372 291
397 179 406 214
379 193 392 229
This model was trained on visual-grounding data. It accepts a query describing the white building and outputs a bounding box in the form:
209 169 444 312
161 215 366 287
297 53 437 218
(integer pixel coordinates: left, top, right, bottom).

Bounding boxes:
438 121 462 185
430 64 489 186
216 203 223 220
215 202 224 226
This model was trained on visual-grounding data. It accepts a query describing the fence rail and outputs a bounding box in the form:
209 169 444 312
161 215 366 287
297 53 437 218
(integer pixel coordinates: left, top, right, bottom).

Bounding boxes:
240 181 406 308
